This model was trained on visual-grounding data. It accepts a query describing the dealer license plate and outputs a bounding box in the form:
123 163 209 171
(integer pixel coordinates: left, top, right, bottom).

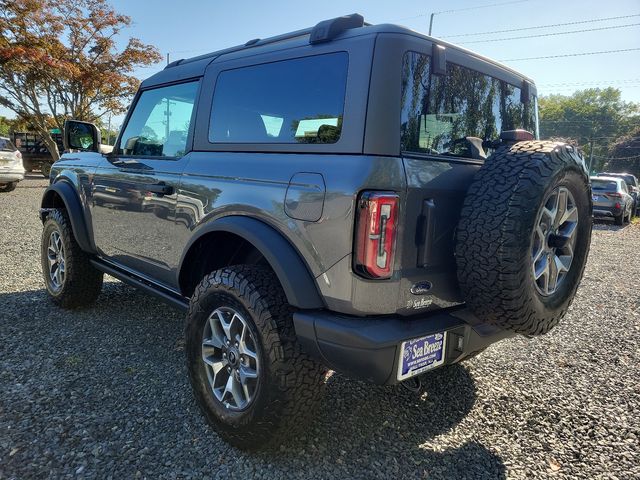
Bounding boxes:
397 332 446 381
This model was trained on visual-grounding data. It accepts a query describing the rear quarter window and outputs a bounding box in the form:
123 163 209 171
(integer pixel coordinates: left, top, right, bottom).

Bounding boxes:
0 138 16 152
209 52 348 144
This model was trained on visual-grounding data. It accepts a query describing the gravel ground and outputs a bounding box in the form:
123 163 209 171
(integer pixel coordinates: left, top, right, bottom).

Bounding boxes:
1 174 639 479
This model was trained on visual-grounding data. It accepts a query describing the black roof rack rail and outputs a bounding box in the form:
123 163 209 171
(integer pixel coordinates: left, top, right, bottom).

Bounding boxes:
164 13 367 70
309 14 365 44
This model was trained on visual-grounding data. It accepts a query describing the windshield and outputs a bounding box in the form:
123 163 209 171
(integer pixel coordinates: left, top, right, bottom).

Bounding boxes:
591 180 619 191
401 51 538 159
0 138 16 152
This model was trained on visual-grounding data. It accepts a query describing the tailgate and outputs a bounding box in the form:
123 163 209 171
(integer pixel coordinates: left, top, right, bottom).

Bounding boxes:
397 156 481 312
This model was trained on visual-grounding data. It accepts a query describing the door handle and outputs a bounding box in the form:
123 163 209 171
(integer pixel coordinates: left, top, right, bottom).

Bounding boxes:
144 182 174 196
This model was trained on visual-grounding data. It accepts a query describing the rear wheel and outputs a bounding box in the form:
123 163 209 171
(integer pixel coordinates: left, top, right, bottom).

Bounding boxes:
456 141 592 336
0 182 17 192
185 265 326 449
615 211 624 226
41 162 52 178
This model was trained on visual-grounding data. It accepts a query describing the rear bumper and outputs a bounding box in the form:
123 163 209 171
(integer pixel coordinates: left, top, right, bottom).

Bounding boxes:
0 171 24 183
293 307 513 385
592 206 620 218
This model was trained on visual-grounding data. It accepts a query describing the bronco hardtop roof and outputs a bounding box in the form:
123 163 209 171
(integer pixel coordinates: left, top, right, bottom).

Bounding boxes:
141 13 535 89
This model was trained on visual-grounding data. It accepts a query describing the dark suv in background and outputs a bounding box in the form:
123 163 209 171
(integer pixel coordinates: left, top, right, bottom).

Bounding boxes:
39 14 592 449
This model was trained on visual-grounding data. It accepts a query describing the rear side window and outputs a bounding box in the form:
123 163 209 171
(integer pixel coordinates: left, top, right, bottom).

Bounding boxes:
0 138 16 152
209 52 348 144
401 51 538 158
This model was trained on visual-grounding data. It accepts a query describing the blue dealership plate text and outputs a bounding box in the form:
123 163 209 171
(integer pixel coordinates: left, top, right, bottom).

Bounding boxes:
397 333 446 381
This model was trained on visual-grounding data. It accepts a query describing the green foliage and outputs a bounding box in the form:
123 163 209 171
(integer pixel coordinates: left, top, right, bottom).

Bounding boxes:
606 128 640 177
0 116 10 136
538 88 640 171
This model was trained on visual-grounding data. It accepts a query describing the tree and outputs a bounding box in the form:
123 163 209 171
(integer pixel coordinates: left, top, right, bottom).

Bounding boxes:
0 0 162 160
538 88 640 171
0 115 10 136
606 128 640 177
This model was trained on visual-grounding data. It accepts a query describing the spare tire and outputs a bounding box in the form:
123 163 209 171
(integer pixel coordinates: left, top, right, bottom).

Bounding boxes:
455 141 592 336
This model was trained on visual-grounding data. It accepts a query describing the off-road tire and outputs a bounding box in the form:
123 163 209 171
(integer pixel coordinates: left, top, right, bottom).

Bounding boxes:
0 182 17 192
456 141 592 336
185 265 326 450
41 209 103 308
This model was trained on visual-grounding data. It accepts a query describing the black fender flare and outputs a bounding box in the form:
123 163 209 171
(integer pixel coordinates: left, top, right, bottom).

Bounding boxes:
178 216 324 309
40 181 94 254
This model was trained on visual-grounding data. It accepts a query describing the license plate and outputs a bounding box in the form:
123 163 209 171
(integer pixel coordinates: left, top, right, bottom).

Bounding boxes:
592 195 599 202
397 332 446 381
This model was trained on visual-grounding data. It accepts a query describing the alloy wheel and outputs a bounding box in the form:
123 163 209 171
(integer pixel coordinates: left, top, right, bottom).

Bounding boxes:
531 186 579 296
47 231 65 291
201 306 259 410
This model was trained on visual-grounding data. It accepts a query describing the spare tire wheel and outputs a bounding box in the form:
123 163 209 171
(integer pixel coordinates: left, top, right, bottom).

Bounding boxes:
455 141 592 336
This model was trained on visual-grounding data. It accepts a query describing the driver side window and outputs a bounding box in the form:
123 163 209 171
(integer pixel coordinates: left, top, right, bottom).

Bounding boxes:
118 81 199 158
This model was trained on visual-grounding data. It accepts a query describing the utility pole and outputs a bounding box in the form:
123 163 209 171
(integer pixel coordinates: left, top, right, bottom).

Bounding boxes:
587 121 596 173
106 113 112 146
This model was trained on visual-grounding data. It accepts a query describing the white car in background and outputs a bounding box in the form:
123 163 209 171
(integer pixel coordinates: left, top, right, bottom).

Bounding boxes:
0 137 25 192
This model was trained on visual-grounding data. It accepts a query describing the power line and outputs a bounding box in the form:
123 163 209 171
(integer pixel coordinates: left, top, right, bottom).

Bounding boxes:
442 13 640 38
460 22 640 44
593 154 640 160
539 79 640 87
540 120 637 125
396 0 530 20
500 48 640 62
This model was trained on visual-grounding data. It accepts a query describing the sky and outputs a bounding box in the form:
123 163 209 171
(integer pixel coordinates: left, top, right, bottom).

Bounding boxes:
3 0 640 125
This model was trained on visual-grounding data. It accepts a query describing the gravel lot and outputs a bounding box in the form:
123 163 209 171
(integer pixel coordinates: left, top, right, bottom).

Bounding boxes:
1 174 639 479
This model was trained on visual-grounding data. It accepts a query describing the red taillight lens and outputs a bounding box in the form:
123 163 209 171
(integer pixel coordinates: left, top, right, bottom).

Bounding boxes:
15 151 22 159
606 192 622 198
354 191 399 279
614 202 621 209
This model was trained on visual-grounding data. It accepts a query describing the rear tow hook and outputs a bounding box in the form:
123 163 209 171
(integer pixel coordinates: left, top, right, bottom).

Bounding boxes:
400 376 423 393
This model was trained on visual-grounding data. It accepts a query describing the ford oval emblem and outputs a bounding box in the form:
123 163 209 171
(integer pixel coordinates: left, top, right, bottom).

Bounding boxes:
410 281 432 295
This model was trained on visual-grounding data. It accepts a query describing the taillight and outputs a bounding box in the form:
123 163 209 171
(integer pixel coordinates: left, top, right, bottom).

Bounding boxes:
606 192 622 198
15 151 22 160
354 191 399 279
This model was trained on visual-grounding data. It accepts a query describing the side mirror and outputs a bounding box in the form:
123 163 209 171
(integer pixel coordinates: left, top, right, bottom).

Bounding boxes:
63 120 101 152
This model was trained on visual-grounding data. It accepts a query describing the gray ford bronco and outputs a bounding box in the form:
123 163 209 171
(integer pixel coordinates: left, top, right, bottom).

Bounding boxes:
40 14 592 449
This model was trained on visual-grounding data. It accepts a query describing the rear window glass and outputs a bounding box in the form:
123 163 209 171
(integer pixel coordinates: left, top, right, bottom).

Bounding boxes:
604 174 635 186
0 138 16 152
401 51 538 158
209 52 348 144
591 180 618 191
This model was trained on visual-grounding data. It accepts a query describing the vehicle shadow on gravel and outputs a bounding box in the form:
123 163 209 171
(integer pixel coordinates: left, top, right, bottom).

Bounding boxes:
0 283 505 479
267 366 506 478
592 219 627 231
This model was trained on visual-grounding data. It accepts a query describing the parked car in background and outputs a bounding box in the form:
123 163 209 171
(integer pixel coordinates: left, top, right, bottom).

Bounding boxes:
0 137 25 193
591 176 634 225
596 172 639 215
